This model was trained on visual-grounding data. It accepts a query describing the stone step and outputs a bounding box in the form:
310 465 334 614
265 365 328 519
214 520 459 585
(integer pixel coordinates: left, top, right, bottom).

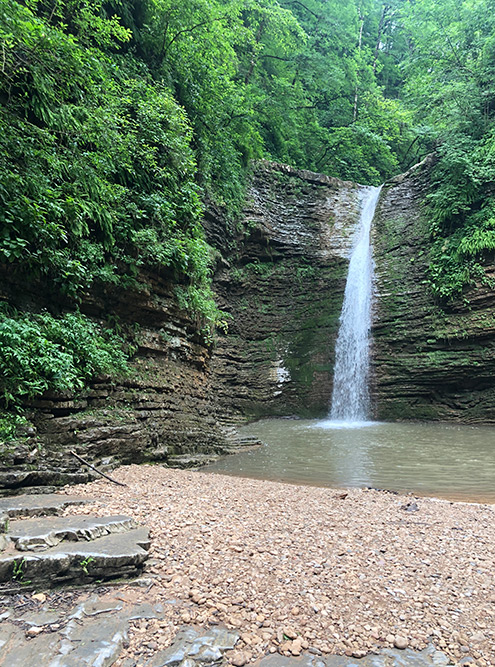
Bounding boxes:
8 514 137 552
222 435 265 455
0 526 150 592
231 435 265 448
0 493 88 519
0 469 95 492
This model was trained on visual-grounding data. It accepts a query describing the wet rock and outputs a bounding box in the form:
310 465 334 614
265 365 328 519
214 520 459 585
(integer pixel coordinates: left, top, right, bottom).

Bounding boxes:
211 162 361 420
373 155 495 422
26 626 44 638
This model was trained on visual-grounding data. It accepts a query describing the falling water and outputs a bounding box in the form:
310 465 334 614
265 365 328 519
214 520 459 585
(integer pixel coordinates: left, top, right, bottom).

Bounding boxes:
330 186 382 422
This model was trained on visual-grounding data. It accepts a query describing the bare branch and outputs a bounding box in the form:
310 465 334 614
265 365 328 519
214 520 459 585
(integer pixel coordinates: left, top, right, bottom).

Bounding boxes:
162 15 228 58
70 450 128 487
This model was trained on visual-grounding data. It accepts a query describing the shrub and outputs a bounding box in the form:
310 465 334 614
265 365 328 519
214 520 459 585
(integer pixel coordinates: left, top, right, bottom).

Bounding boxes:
0 307 130 405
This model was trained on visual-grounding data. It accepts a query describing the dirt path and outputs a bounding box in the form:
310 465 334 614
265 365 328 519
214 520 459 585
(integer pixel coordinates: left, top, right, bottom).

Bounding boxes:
66 465 495 666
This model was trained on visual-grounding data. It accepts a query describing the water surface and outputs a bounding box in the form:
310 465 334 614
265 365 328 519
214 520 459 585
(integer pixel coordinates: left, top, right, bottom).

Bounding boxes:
204 419 495 503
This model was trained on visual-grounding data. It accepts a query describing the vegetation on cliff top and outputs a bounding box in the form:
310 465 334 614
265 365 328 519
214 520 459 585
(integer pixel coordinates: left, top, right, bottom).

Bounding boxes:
399 0 495 301
1 0 495 428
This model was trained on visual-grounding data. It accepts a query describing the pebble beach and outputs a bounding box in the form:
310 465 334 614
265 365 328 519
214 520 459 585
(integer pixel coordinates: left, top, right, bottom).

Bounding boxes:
66 465 495 666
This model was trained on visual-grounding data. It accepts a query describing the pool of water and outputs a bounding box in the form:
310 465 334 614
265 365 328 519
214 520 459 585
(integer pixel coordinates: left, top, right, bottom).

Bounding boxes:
204 419 495 503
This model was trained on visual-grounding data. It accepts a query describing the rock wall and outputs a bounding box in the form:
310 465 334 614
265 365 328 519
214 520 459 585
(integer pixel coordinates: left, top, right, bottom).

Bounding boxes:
11 154 495 492
1 162 364 491
209 162 361 419
0 272 229 491
372 157 495 422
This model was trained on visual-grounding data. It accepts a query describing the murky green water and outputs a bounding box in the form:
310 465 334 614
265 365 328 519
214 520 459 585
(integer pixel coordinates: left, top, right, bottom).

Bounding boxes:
204 419 495 503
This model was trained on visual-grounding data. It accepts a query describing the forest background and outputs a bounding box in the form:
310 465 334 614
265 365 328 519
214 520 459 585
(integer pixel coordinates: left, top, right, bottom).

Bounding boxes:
1 0 495 432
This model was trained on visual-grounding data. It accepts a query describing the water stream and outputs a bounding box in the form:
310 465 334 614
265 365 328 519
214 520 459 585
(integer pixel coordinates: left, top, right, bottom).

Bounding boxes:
330 185 381 422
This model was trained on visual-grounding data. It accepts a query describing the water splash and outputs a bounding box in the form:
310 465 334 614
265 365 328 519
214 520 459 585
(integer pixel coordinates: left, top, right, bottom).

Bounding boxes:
330 186 382 422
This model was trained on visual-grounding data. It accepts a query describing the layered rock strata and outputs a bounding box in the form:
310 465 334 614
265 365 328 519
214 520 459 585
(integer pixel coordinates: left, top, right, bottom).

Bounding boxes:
0 493 149 591
0 272 229 491
372 157 495 422
9 155 495 490
1 162 363 490
210 162 361 419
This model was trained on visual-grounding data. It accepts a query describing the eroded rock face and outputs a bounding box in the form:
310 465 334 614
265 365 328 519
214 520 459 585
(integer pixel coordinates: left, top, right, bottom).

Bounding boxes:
372 157 495 422
1 162 363 490
0 272 229 491
209 161 361 419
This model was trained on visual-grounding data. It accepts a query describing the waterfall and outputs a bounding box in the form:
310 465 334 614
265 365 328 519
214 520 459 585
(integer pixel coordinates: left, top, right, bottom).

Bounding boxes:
330 185 382 423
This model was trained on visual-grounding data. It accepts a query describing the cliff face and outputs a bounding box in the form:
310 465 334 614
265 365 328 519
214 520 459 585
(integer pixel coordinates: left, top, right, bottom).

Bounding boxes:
0 273 229 491
1 162 362 491
7 156 495 493
372 158 495 422
209 162 361 419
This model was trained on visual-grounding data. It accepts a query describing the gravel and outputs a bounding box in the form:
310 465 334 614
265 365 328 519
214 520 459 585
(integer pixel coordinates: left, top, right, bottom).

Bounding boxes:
65 465 495 666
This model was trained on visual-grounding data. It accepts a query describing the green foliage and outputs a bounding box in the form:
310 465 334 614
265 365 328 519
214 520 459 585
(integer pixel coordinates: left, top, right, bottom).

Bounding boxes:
428 200 495 300
6 0 495 319
0 307 130 405
175 285 231 341
0 0 208 296
0 411 29 442
80 556 95 575
395 0 495 300
12 557 30 584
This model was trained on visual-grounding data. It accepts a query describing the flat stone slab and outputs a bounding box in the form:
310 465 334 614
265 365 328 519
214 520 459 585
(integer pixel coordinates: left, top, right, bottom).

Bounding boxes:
9 515 137 551
257 645 453 666
0 494 88 519
146 625 240 666
0 527 150 591
167 454 220 469
0 592 166 667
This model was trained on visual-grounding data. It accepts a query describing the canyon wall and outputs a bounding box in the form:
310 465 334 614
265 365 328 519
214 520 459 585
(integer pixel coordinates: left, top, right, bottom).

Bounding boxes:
210 162 361 419
5 156 495 493
372 158 495 422
0 162 361 491
0 272 229 491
